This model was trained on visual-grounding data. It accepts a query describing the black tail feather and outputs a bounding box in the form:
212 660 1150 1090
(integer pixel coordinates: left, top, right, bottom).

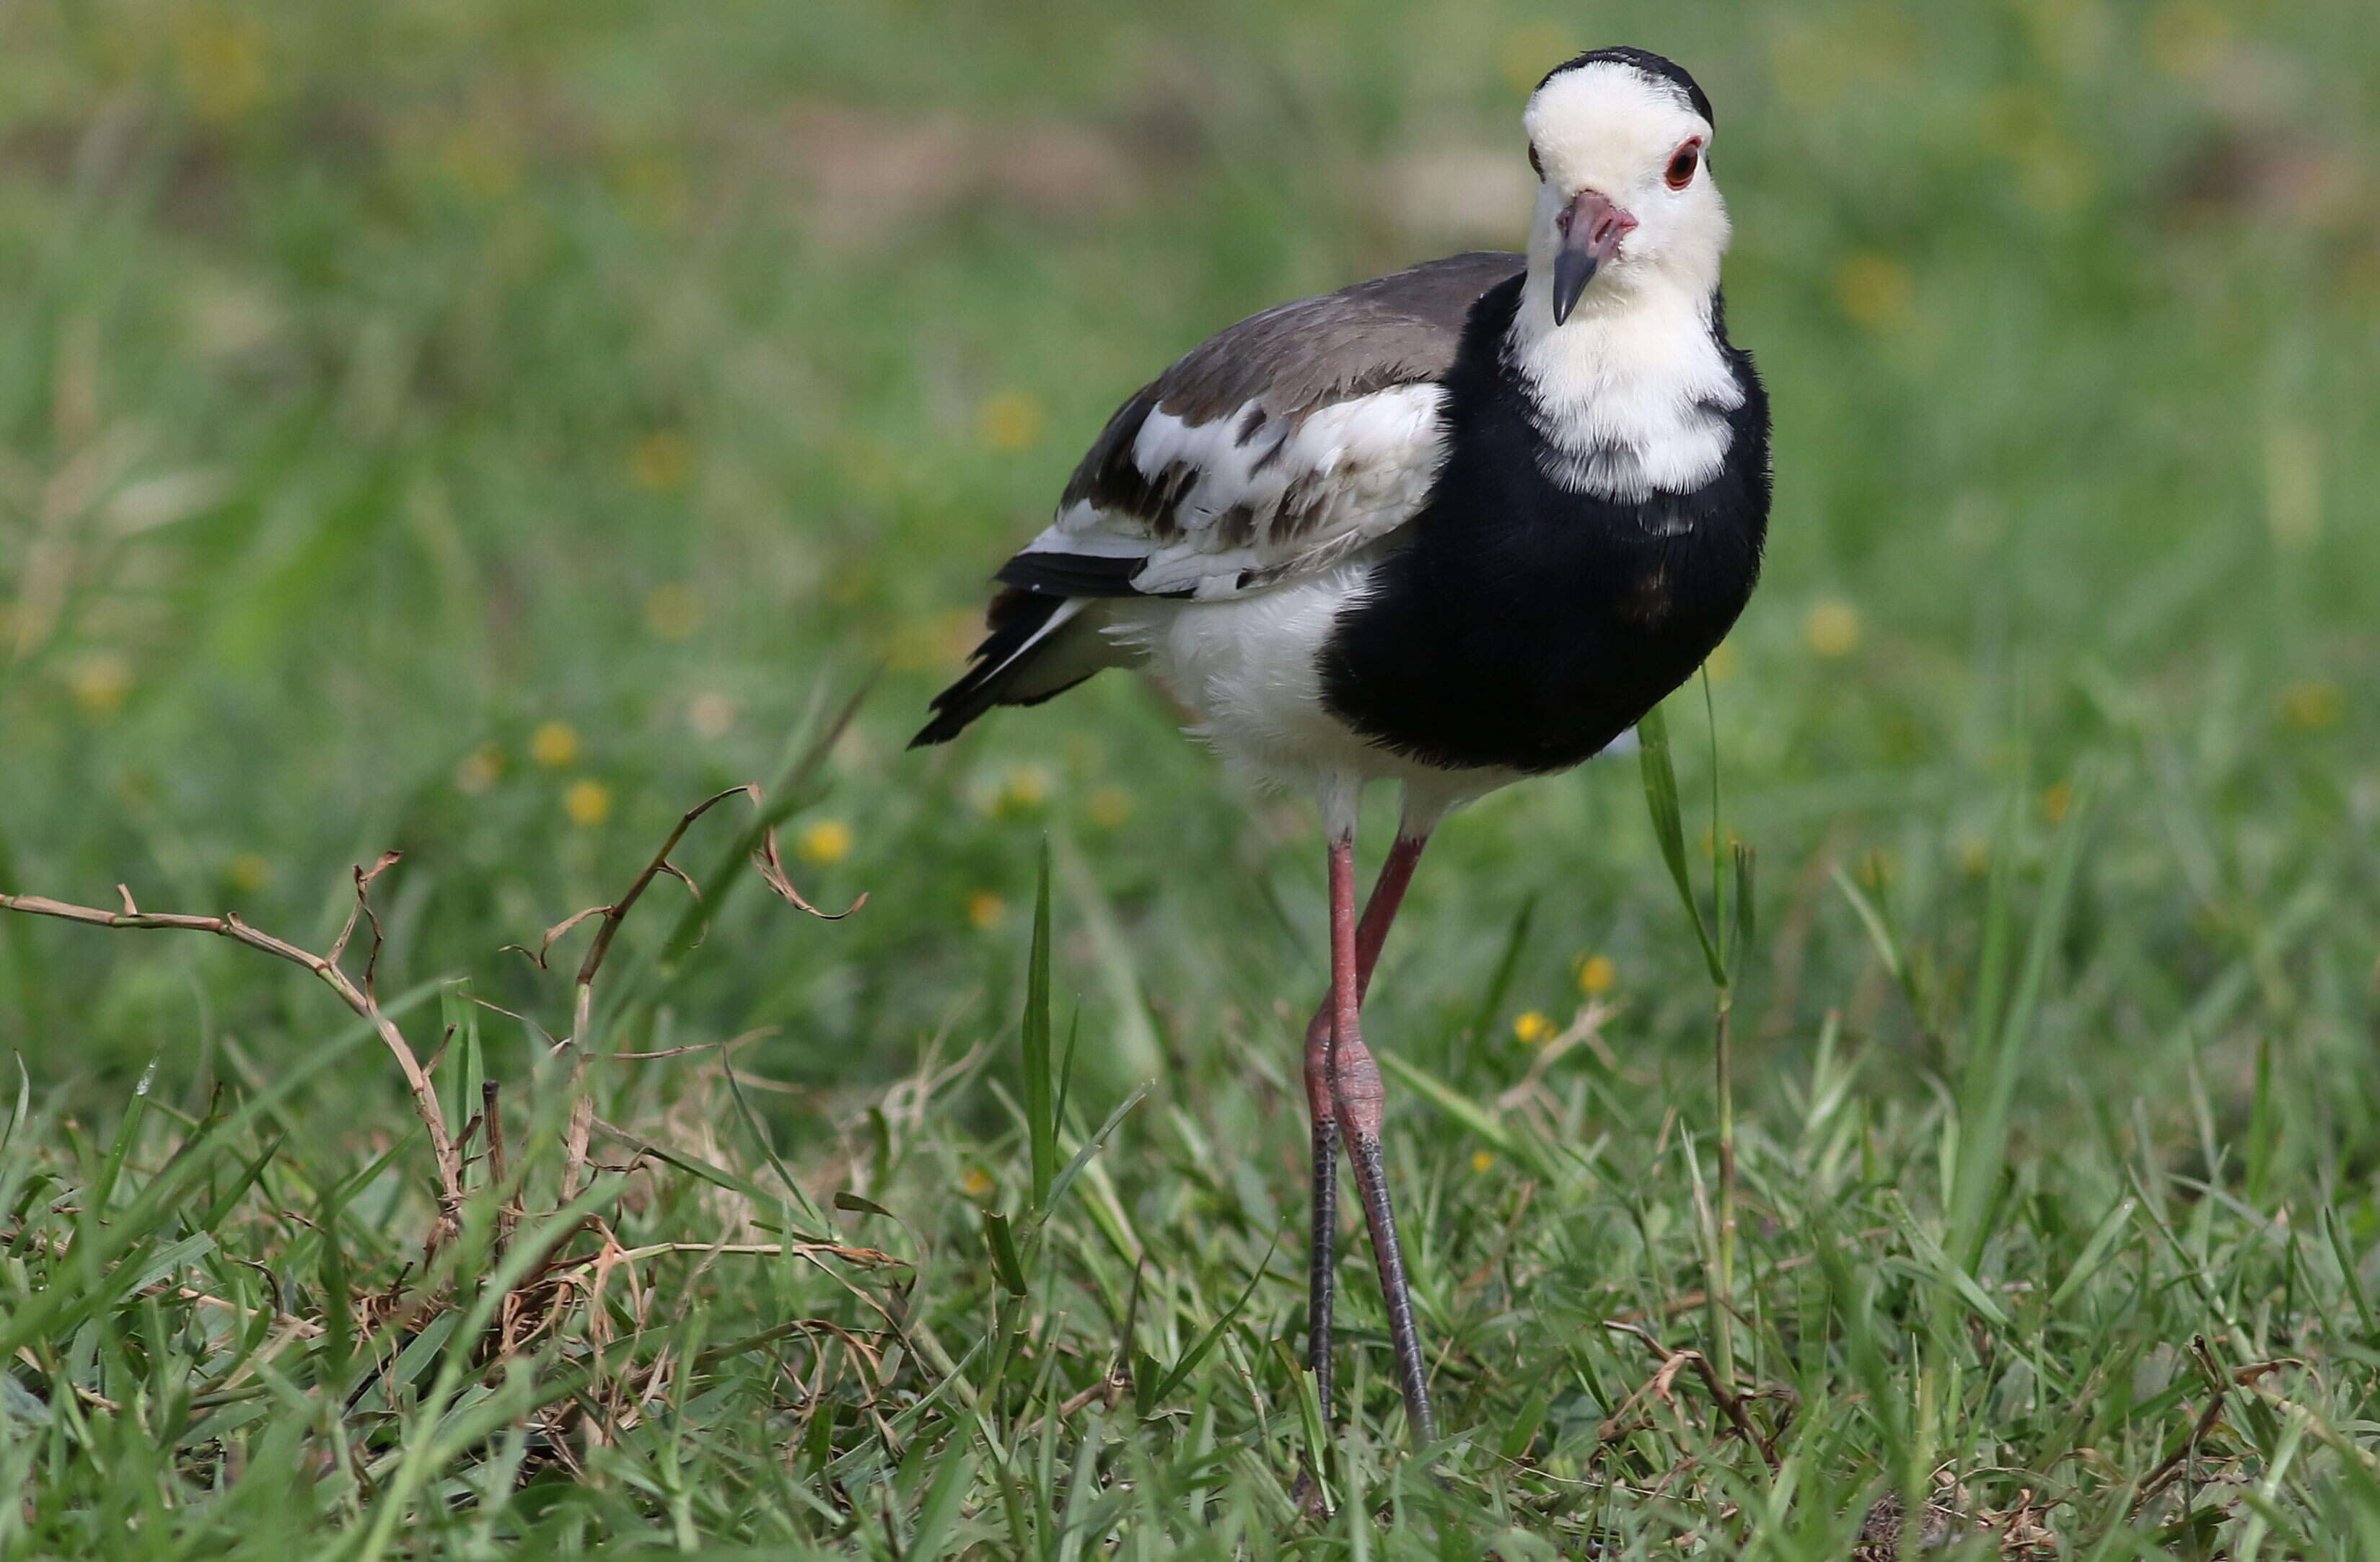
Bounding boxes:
909 589 1071 747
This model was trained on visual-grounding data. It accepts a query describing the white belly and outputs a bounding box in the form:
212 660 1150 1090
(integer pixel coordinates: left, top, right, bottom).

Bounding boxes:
1105 561 1521 813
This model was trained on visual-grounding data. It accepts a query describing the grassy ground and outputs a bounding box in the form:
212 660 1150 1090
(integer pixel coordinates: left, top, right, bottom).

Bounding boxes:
4 0 2379 1554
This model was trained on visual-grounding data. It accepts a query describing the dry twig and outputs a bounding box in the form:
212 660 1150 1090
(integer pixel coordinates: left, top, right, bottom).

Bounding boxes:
3 777 874 1391
0 868 465 1247
1603 1319 1780 1470
504 786 864 1198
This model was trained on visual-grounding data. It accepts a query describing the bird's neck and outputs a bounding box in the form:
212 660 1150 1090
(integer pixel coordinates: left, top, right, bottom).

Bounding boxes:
1499 270 1743 504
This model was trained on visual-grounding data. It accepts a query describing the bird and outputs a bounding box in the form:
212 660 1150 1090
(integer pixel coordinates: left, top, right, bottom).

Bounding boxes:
913 46 1770 1447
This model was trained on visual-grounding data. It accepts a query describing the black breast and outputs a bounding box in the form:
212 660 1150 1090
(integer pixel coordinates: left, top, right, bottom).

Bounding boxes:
1319 278 1771 775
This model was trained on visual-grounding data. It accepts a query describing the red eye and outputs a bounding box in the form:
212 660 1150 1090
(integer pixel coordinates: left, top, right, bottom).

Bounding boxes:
1665 139 1702 190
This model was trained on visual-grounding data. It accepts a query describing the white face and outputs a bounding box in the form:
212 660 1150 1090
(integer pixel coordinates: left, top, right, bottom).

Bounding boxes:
1522 62 1730 310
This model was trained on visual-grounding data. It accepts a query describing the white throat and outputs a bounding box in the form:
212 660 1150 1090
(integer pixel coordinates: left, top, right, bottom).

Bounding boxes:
1505 267 1742 504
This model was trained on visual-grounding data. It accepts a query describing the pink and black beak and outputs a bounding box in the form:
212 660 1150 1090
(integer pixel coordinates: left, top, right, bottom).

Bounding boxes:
1550 190 1638 325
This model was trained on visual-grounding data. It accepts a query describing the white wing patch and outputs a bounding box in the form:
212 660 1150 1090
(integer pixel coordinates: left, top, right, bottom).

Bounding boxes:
972 596 1088 685
1019 384 1448 600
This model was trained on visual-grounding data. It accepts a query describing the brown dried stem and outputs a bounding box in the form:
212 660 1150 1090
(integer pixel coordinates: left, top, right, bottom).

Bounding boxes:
557 1240 900 1270
513 784 861 1198
578 786 755 991
0 870 465 1245
3 778 867 1271
1603 1319 1780 1470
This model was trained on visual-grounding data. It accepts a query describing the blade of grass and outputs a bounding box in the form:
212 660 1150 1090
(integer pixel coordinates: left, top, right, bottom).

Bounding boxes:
986 1211 1029 1297
1954 786 2089 1272
722 1057 835 1242
1830 866 1905 987
1462 894 1536 1051
1702 667 1727 945
2 1053 29 1160
2325 1206 2376 1340
908 1440 977 1556
89 1058 159 1215
1141 1235 1277 1408
1041 1081 1152 1221
1024 841 1056 1214
2048 1195 2139 1312
1054 1006 1081 1136
1636 701 1725 986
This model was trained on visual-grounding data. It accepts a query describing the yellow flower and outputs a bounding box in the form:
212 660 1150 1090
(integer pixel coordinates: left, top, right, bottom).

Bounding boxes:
2040 781 2073 825
1804 599 1863 659
965 891 1006 931
798 818 853 866
1086 785 1134 829
626 430 693 493
226 854 272 894
1834 252 1913 333
1514 1010 1555 1046
985 765 1052 817
1577 955 1617 997
1470 1149 1496 1174
530 721 580 769
68 653 133 717
454 743 504 794
960 1167 995 1198
563 779 612 828
977 390 1048 454
2280 680 2343 729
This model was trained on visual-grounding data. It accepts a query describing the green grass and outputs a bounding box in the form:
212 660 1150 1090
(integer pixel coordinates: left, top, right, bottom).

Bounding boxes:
4 0 2379 1554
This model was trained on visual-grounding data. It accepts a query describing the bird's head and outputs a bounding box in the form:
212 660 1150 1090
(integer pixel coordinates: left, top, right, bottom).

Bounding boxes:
1521 48 1729 325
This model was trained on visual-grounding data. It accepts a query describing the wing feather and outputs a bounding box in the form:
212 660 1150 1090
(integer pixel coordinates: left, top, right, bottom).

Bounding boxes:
1013 251 1522 602
913 250 1524 747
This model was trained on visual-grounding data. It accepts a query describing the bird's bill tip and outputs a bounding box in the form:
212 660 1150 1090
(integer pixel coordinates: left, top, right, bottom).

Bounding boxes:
1550 189 1635 325
1550 251 1599 326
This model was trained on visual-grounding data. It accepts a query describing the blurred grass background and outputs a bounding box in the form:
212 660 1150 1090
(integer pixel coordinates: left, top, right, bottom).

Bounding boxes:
6 0 2374 1113
3 0 2379 1553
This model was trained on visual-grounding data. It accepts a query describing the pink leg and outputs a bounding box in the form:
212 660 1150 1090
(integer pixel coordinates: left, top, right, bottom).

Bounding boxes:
1302 833 1428 1423
1312 830 1436 1445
